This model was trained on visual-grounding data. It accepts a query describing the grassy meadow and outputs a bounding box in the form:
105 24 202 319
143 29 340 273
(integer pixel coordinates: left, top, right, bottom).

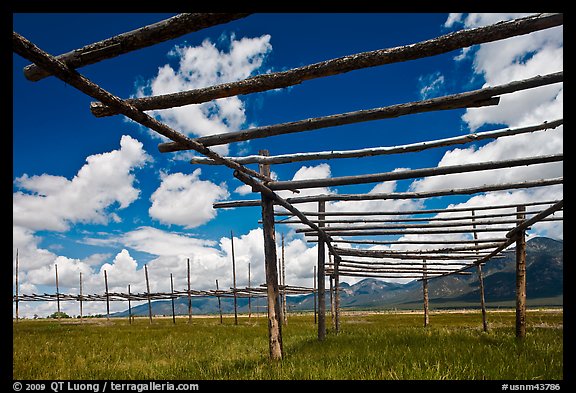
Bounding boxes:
13 309 563 380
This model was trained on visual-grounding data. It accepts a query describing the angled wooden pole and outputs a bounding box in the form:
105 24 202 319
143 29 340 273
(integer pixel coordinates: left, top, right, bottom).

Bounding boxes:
216 279 223 324
259 149 283 359
187 258 192 324
104 270 110 321
422 260 429 327
170 273 176 325
472 210 489 332
317 200 327 341
15 249 19 323
515 205 527 339
231 231 238 325
79 272 83 323
55 264 61 319
145 264 153 324
128 284 132 324
313 265 317 324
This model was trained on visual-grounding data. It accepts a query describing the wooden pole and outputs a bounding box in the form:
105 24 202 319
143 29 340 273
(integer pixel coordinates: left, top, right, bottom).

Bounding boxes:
248 262 252 321
79 272 83 323
145 264 153 324
231 230 238 325
317 200 327 341
55 264 60 319
15 249 19 322
281 234 288 326
516 206 527 339
187 258 192 324
259 149 283 360
170 273 176 325
334 256 341 333
313 265 317 324
216 279 223 324
329 274 335 330
128 284 132 324
104 270 110 321
422 260 429 327
472 210 489 332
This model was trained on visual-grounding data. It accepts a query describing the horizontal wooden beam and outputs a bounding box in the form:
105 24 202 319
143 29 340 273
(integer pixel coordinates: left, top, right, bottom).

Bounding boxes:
274 199 561 216
270 154 563 191
324 238 509 246
23 13 251 82
189 119 562 165
306 227 516 237
506 200 564 239
338 259 472 267
213 177 562 208
159 71 561 151
326 271 472 279
333 248 497 260
92 13 562 117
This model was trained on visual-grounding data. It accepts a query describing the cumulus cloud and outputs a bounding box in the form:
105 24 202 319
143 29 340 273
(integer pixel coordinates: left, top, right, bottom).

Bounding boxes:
149 169 229 228
418 71 445 99
13 135 151 232
135 34 272 156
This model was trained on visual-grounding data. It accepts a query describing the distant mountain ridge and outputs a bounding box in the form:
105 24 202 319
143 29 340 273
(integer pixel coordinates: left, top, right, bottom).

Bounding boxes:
113 237 562 317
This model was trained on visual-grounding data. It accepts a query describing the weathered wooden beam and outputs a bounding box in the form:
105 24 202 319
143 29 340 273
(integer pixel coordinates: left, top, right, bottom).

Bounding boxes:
313 265 317 325
317 201 326 341
215 279 223 324
190 119 562 165
159 72 561 151
128 284 132 324
55 264 60 319
213 177 563 208
231 230 238 326
24 13 251 82
422 260 429 327
306 227 516 237
104 270 110 321
324 238 508 246
338 259 470 267
281 234 287 326
259 150 283 360
170 273 176 325
79 272 83 323
334 256 341 333
145 264 153 324
13 31 272 184
15 250 19 322
248 262 252 321
329 271 472 279
506 200 564 239
93 13 563 117
271 154 562 191
187 258 192 324
515 206 527 339
275 199 561 216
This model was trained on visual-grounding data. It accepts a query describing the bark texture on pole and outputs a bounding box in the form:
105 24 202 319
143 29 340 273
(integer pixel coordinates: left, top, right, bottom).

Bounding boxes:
15 250 19 322
79 272 83 323
422 260 429 327
128 284 132 324
313 265 317 325
231 231 238 326
55 264 60 319
317 200 327 341
216 279 223 324
187 258 192 324
281 234 288 326
472 210 489 333
515 206 527 339
259 150 283 359
145 264 153 324
248 262 252 321
104 270 110 321
170 273 176 325
334 256 341 333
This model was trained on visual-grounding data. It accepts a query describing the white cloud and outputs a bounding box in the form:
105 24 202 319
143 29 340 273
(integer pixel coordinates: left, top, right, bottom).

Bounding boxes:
418 72 445 99
13 135 151 232
149 169 229 228
135 34 272 156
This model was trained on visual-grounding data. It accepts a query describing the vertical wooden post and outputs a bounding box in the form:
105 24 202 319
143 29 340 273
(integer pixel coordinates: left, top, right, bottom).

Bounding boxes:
313 265 317 324
422 259 429 327
317 200 326 341
104 270 110 321
329 254 335 330
145 264 153 324
334 255 341 333
281 234 288 326
248 262 252 321
187 258 192 324
231 231 238 325
515 205 527 339
216 279 223 324
258 149 283 360
79 272 83 323
128 284 132 324
472 210 489 332
55 264 61 319
15 249 19 323
170 273 176 324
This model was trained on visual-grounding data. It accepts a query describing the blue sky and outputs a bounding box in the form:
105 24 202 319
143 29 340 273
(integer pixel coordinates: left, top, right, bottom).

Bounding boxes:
12 13 563 317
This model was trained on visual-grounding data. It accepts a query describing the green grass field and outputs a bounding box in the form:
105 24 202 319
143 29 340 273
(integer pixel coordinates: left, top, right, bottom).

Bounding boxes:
13 309 563 380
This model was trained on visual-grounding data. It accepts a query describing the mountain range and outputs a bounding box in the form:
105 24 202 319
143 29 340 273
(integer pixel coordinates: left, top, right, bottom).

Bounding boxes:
113 236 562 317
